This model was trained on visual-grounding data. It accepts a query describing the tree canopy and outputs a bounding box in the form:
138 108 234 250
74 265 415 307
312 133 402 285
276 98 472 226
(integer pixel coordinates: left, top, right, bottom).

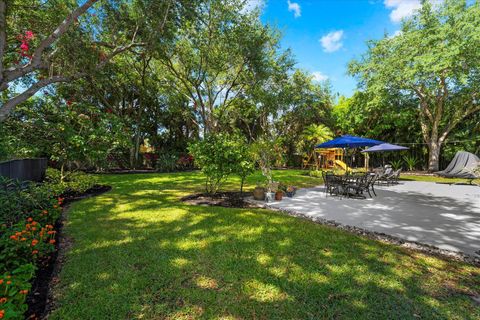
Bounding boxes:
349 0 480 170
0 0 198 120
0 0 478 175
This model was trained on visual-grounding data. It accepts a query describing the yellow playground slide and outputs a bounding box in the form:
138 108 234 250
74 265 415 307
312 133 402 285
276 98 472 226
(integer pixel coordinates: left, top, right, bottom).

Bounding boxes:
334 160 351 172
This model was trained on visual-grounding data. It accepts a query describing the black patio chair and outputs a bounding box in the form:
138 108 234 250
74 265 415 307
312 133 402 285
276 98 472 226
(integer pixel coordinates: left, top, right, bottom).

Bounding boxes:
346 173 376 198
322 171 333 195
324 172 345 197
369 173 379 196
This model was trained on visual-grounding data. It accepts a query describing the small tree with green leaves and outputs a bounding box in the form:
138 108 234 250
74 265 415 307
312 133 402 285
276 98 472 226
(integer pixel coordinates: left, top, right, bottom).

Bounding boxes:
236 144 255 194
189 134 253 194
251 138 276 192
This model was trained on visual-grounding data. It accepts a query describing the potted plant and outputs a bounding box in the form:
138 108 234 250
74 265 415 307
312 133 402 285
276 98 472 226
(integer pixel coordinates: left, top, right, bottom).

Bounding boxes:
285 185 296 197
274 190 283 201
265 181 276 202
253 181 266 200
275 183 287 201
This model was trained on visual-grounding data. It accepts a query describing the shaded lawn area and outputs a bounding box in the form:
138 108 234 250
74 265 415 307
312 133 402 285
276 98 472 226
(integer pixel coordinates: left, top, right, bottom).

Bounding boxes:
50 170 479 319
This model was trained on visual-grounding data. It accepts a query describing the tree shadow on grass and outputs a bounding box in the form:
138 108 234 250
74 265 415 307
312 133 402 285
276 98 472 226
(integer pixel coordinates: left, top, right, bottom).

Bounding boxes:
50 174 480 320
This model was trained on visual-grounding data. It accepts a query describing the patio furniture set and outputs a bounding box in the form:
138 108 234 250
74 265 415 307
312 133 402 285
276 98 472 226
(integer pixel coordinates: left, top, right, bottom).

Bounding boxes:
322 166 402 199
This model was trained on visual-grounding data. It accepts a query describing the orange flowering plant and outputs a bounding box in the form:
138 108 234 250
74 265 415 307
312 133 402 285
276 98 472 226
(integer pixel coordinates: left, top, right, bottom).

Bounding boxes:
0 167 98 319
0 264 35 319
1 216 58 272
0 196 63 320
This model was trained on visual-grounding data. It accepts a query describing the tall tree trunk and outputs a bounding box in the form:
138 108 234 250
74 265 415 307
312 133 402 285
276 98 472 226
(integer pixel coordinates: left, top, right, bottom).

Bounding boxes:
129 145 135 168
134 131 141 168
414 78 480 172
240 176 245 195
60 163 65 183
419 99 443 172
427 140 441 172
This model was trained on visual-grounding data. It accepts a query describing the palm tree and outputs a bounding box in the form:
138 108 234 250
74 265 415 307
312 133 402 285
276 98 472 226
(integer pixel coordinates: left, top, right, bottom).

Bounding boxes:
302 124 333 150
300 124 333 168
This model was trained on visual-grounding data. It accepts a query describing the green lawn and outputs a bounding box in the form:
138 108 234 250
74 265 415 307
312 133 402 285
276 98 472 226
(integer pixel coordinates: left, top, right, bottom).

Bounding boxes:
50 170 479 319
400 174 480 184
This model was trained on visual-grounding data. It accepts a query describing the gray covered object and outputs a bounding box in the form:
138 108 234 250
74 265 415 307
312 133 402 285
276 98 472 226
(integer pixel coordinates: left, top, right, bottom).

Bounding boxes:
436 151 480 178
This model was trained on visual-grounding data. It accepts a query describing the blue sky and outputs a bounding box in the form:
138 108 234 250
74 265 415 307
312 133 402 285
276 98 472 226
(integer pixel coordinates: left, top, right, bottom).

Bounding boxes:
251 0 425 97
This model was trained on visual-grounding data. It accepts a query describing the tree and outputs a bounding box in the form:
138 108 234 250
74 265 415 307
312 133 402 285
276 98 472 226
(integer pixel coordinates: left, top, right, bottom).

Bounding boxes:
332 91 421 144
349 0 480 171
332 91 425 168
301 124 333 153
68 52 166 168
251 137 276 192
157 0 292 135
276 70 333 165
2 96 128 179
66 50 200 168
0 0 195 121
189 134 247 194
234 142 255 194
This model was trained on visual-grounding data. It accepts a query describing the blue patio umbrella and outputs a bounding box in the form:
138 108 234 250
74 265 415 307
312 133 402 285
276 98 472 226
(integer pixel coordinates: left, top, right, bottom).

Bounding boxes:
361 143 409 153
315 135 384 149
361 143 409 168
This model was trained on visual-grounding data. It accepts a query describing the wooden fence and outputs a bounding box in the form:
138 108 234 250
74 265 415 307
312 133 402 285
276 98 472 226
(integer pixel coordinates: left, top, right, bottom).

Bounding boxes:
0 158 48 182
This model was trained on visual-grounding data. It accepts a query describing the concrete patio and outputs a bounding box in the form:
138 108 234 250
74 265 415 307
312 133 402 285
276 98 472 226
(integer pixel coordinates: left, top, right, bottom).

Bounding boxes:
263 181 480 256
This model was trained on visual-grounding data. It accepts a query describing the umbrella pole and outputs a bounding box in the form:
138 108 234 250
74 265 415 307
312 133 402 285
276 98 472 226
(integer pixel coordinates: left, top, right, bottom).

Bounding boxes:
348 148 353 173
349 148 353 172
365 151 369 171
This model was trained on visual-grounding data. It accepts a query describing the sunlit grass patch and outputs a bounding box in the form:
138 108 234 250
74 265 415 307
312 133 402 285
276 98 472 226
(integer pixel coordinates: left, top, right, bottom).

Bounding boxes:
244 279 292 302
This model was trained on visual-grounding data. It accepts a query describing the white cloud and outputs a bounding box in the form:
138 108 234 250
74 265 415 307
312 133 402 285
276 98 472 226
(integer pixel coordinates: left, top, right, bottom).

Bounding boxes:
312 71 328 82
384 0 422 23
287 0 301 18
242 0 265 13
320 30 344 53
387 30 403 38
384 0 444 23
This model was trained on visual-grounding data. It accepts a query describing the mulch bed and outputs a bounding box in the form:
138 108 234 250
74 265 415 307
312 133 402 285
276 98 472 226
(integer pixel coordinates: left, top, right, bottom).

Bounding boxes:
181 191 261 209
25 184 111 320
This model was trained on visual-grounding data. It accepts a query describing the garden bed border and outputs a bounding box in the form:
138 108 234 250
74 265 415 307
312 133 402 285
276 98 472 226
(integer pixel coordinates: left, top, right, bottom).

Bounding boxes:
25 185 111 319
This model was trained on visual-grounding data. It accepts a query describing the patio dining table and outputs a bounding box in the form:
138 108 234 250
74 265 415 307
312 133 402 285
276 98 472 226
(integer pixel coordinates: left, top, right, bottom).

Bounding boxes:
325 172 375 198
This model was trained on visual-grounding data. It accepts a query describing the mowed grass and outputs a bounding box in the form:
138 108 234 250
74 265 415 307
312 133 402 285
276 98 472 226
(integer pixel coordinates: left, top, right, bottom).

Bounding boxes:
401 174 480 184
50 170 480 319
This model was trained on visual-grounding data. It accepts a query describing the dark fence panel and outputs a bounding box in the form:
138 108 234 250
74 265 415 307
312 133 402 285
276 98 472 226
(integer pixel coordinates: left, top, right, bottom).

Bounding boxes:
0 158 47 182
